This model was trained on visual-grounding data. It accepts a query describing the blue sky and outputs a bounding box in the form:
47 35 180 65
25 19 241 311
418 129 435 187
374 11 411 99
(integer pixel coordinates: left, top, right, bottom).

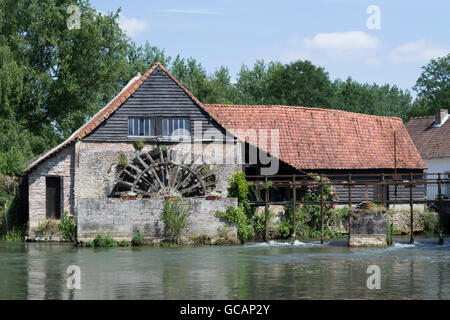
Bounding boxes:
91 0 449 93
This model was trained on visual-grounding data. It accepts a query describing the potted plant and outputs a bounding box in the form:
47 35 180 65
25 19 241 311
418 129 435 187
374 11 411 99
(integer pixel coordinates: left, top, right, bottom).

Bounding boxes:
206 191 222 200
122 191 137 200
164 190 180 201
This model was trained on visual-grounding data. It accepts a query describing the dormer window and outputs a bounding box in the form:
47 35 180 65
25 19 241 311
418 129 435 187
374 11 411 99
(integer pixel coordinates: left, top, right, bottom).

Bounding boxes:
162 118 190 136
128 117 155 136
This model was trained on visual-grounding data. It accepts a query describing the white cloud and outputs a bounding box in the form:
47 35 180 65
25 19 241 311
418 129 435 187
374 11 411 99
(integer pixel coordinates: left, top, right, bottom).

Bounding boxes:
304 31 381 51
389 39 448 64
281 31 381 66
158 8 221 15
118 14 148 38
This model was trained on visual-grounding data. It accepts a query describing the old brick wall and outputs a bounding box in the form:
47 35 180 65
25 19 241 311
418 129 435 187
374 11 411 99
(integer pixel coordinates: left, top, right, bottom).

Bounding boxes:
77 198 238 243
28 145 75 234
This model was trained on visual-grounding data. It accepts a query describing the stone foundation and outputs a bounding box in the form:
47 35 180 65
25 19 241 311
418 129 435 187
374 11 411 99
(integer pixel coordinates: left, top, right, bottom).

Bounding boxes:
77 197 239 244
348 209 387 247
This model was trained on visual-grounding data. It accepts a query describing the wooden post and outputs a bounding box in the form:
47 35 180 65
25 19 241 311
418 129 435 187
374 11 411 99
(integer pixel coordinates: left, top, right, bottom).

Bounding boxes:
292 175 296 243
348 174 352 208
264 176 269 242
381 173 385 207
410 173 414 244
320 176 324 244
438 173 444 245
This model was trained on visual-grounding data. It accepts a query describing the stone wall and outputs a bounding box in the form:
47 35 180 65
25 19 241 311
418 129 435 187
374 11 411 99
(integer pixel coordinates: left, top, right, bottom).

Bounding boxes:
348 209 387 247
77 198 238 244
28 145 75 234
74 141 240 200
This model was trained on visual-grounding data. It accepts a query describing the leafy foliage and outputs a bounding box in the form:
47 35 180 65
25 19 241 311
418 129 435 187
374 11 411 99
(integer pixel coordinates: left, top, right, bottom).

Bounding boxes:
277 175 339 240
117 153 128 167
217 206 254 242
421 212 440 234
133 139 144 150
89 233 117 247
386 217 393 246
409 54 450 117
131 230 144 246
162 199 190 243
59 212 77 242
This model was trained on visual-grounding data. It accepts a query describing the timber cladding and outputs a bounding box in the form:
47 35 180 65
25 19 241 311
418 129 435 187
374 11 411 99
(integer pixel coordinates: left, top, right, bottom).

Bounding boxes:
84 66 224 142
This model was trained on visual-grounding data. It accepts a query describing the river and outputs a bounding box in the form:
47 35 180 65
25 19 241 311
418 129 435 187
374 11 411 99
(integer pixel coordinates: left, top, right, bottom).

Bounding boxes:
1 236 449 300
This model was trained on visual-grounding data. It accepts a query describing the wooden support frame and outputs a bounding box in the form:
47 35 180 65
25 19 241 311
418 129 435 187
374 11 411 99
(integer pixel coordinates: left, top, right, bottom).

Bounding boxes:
320 175 324 245
292 174 296 243
264 176 269 242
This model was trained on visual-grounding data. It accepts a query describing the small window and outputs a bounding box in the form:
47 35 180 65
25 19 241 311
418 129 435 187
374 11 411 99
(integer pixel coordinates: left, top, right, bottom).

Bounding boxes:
162 118 190 136
128 118 155 136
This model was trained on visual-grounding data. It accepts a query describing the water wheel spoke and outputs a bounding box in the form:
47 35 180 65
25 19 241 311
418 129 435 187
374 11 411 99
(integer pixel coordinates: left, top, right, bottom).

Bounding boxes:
117 149 216 198
136 155 149 169
128 164 143 174
180 182 202 195
199 169 216 180
138 175 159 193
124 169 137 180
117 180 134 188
174 171 193 190
169 166 181 189
146 152 156 165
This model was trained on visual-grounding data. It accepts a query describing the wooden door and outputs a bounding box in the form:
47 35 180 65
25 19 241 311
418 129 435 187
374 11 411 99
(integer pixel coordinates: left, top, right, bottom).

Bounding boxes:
46 177 61 219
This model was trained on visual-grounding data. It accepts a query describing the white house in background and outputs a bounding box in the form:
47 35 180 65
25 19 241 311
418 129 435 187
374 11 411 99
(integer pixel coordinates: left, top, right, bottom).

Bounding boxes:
406 109 450 199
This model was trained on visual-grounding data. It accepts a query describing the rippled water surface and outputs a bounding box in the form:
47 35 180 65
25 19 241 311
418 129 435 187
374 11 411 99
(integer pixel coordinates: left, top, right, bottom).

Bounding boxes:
1 236 449 300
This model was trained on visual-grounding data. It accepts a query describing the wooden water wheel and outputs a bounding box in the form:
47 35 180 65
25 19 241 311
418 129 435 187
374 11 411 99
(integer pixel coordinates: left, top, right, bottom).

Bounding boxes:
115 148 216 198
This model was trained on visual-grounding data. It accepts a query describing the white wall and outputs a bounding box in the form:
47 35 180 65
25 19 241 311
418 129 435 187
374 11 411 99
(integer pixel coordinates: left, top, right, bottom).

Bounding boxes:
424 157 450 199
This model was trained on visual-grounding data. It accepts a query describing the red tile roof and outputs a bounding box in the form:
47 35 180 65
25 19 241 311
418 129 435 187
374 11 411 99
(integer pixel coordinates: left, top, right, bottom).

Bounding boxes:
203 104 426 170
25 63 426 172
406 115 450 159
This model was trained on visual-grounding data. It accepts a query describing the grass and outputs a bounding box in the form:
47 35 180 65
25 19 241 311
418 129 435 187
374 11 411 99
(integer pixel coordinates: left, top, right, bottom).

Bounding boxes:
0 228 24 242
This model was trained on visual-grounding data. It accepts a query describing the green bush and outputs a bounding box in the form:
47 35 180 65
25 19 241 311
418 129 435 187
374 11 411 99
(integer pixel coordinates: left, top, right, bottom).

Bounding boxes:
59 212 77 242
162 199 190 243
386 217 393 246
117 153 128 167
217 206 254 242
250 209 276 241
131 230 144 246
92 233 117 247
133 139 145 150
119 240 129 247
422 212 440 234
277 204 343 240
227 170 251 214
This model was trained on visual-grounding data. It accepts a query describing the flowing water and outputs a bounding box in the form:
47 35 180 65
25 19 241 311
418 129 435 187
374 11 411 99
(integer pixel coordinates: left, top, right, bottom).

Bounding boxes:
1 236 449 300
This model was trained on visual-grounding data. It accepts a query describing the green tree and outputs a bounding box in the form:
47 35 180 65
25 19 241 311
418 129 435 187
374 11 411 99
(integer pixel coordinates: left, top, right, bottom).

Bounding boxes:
237 60 334 107
332 78 413 121
409 54 450 117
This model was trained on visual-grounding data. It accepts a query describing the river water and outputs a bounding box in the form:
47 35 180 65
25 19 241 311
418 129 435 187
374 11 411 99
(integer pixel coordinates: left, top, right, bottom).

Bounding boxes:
1 236 449 300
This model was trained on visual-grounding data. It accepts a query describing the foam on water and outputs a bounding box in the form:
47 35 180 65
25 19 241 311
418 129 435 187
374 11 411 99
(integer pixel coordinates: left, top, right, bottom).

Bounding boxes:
393 242 416 248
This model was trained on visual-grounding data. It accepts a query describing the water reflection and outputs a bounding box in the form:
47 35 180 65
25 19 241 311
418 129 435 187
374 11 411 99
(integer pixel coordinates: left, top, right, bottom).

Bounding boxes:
0 237 449 300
